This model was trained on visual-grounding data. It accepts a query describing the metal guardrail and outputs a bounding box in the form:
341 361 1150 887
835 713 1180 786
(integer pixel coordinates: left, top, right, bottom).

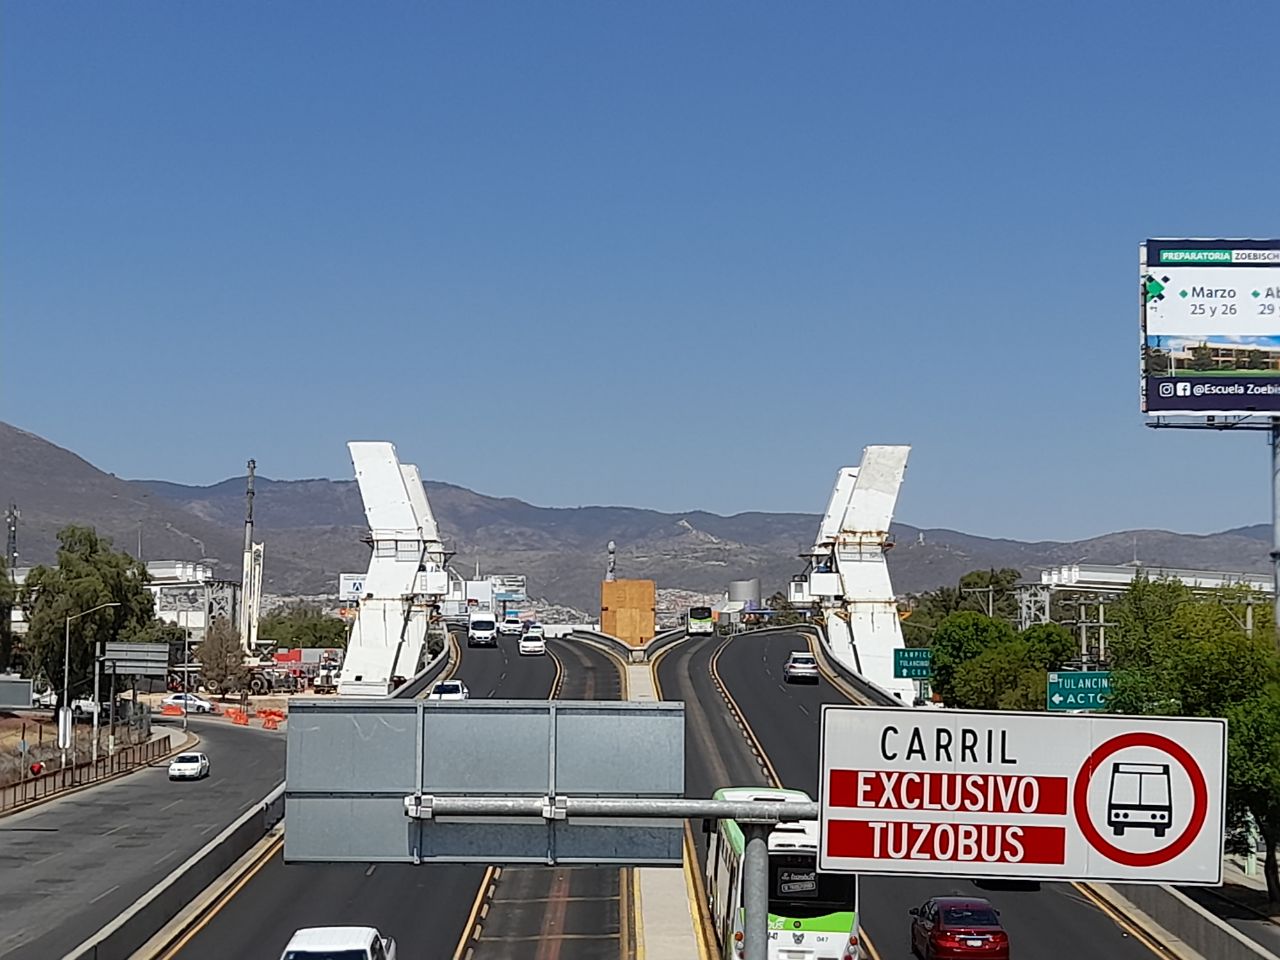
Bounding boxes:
0 737 169 814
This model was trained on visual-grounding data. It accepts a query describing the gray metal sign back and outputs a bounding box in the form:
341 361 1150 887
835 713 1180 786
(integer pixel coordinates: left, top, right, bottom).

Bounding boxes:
102 642 169 677
284 699 685 865
0 677 33 709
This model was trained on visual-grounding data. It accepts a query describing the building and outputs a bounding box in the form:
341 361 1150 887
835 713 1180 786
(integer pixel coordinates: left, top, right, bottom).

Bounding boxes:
146 560 241 645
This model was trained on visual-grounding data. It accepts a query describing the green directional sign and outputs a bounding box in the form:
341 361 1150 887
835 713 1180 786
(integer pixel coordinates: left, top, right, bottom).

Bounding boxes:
894 647 932 679
1046 671 1111 712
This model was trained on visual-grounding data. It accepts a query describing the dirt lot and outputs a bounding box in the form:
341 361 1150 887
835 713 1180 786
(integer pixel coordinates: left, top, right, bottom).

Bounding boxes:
0 711 148 787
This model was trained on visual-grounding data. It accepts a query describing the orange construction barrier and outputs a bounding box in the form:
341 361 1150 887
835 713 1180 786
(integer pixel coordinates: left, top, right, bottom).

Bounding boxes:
161 704 183 716
232 712 249 726
262 716 279 730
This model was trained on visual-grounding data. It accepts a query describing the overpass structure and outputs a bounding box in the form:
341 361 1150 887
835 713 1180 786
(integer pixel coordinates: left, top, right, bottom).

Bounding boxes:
337 441 450 696
789 445 916 703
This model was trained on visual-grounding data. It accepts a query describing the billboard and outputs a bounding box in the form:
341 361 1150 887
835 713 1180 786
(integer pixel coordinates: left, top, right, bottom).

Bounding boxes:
490 574 526 602
338 574 367 602
818 706 1226 884
1142 238 1280 415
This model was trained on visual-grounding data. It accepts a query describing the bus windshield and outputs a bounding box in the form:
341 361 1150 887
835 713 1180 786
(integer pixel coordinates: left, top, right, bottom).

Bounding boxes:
769 854 855 918
689 606 713 620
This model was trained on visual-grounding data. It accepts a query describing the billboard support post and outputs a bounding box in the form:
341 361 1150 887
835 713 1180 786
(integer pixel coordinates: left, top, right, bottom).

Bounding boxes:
1272 419 1280 643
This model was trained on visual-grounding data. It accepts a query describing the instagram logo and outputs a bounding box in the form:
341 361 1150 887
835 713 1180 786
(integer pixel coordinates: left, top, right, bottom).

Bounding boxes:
1158 383 1174 397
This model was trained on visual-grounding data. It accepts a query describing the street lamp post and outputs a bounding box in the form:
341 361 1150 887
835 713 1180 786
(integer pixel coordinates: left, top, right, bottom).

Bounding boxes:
62 601 121 771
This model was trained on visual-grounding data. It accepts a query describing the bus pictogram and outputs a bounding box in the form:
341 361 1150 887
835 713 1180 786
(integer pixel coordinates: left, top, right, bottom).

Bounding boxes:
1106 762 1173 839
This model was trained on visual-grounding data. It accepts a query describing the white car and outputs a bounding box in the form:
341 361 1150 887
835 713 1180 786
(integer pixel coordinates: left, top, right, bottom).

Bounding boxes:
498 616 523 636
783 651 819 684
168 752 210 780
281 926 397 960
162 693 215 714
518 631 546 656
426 680 469 701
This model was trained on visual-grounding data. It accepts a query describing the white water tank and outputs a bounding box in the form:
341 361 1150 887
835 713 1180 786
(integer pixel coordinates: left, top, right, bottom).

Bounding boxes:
728 578 762 608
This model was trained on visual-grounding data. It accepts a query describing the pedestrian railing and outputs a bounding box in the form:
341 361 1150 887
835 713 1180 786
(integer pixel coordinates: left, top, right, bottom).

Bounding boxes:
0 736 169 814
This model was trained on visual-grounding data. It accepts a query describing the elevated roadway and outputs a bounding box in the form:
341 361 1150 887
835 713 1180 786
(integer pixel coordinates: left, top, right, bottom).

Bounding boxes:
170 634 631 960
0 718 284 960
656 630 1168 960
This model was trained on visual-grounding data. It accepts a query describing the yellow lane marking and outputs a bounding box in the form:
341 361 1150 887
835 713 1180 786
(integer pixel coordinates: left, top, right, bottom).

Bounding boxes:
631 864 645 960
155 834 282 960
651 641 719 960
711 634 885 960
1073 882 1181 958
452 865 498 960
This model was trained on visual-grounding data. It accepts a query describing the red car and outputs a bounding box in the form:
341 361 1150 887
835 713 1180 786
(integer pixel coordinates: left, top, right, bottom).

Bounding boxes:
910 896 1010 959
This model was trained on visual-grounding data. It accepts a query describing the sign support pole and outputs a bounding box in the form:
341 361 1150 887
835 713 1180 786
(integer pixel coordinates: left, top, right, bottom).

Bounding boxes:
741 822 770 960
1271 418 1280 647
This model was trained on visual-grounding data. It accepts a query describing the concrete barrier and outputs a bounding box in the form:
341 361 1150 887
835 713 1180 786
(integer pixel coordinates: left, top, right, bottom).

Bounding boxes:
62 783 285 960
1098 883 1278 960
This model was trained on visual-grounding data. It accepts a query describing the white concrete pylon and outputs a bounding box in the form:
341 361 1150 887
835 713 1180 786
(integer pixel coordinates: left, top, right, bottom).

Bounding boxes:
812 445 915 704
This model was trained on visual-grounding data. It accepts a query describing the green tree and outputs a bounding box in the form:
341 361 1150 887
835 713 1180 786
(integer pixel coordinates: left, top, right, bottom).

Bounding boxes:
901 568 1023 646
257 603 349 649
1107 577 1280 904
1109 596 1269 717
949 623 1075 711
0 567 14 672
1246 348 1268 371
930 611 1016 706
1189 342 1215 371
20 526 155 705
1020 622 1076 667
196 616 249 698
1146 348 1171 375
957 568 1022 620
1225 689 1280 904
765 591 804 627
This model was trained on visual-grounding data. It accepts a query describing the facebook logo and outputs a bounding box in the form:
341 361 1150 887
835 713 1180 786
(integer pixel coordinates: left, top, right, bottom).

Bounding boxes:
1176 382 1191 397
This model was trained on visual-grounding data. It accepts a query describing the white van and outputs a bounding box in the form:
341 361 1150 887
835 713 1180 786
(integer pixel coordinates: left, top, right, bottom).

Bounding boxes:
467 612 498 648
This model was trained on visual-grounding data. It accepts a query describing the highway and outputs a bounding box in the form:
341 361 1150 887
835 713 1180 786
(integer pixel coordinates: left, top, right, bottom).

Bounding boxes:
170 634 630 960
0 717 284 960
658 630 1166 960
463 637 632 960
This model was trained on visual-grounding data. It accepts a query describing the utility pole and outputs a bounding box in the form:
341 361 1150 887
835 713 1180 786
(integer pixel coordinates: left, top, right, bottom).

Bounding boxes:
961 584 995 617
238 460 256 646
5 503 18 573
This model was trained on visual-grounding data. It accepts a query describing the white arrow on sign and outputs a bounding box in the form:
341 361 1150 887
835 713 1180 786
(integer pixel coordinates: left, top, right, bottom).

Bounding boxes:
1051 694 1064 705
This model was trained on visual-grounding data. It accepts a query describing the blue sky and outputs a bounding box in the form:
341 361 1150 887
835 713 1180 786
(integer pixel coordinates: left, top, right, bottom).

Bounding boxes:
2 1 1277 540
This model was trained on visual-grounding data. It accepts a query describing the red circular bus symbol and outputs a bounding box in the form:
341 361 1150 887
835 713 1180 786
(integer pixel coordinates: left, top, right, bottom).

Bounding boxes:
1073 731 1208 867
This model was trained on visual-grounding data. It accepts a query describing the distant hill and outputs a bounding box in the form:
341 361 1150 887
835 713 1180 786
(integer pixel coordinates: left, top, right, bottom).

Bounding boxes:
0 421 1270 611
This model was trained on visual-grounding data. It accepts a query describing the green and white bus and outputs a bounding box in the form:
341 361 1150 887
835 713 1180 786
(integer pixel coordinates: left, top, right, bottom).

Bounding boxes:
687 605 715 635
706 787 861 960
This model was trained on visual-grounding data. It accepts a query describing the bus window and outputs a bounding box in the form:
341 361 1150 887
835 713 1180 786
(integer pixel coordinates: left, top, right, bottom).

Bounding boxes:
770 854 855 918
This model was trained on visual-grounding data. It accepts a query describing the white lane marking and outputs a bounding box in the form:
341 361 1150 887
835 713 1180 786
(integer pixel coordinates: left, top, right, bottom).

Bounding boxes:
89 883 120 904
104 823 128 836
366 864 377 877
154 849 178 866
160 798 183 812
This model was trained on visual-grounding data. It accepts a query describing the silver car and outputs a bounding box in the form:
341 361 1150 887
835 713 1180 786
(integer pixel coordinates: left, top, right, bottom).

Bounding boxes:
783 652 819 684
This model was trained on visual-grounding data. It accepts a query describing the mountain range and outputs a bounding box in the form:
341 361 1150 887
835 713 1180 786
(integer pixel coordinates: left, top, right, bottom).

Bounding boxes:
0 421 1269 612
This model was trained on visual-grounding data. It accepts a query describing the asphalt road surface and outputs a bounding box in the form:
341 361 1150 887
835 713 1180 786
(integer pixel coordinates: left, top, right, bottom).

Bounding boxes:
0 717 284 960
172 635 563 960
466 637 631 960
659 631 1164 960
